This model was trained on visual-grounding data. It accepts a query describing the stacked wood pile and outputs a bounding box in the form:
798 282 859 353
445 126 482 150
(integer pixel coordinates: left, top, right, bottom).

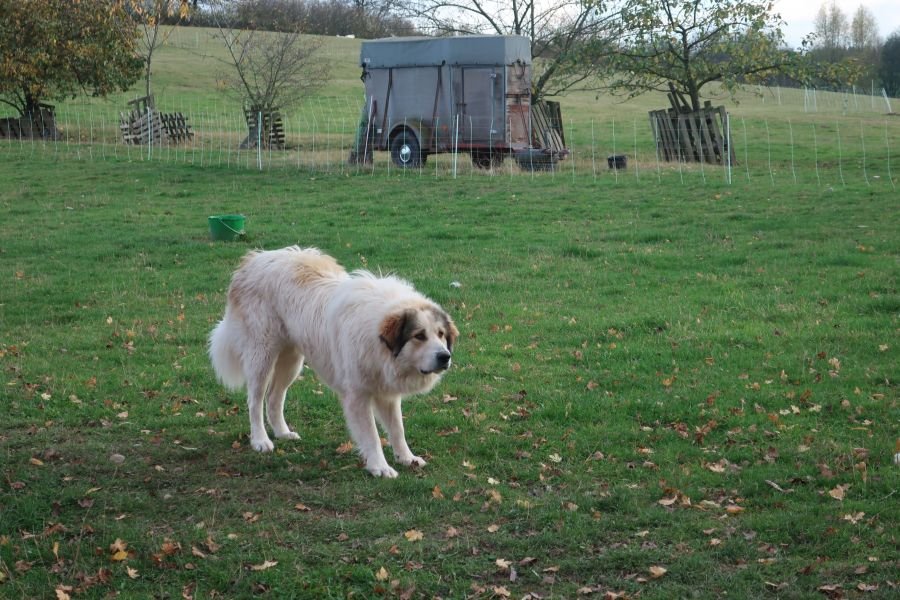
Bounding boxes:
120 95 193 145
531 100 566 153
649 85 736 165
240 106 285 149
0 104 59 140
120 96 165 145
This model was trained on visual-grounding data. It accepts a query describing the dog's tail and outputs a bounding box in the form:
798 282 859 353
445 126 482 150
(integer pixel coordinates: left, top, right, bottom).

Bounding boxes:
209 315 246 390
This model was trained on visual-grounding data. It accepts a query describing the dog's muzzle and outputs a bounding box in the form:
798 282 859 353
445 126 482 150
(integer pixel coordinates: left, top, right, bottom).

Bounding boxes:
421 350 452 374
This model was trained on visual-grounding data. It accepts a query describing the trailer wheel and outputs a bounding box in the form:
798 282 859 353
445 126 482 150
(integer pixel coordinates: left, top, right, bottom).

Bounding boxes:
471 151 503 169
390 131 426 168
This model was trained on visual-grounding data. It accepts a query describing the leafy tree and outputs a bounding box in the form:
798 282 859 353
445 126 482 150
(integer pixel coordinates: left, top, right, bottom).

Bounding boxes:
603 0 851 112
879 30 900 96
400 0 620 100
0 0 142 117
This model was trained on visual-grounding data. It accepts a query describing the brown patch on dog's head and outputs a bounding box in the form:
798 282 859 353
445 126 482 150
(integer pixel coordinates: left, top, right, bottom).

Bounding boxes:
379 309 417 357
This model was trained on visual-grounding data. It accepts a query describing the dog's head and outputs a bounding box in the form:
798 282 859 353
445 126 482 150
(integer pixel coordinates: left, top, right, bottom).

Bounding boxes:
379 305 459 377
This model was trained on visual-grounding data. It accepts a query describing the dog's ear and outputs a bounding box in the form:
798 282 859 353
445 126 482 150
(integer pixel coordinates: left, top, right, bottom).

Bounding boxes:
445 316 460 352
379 309 415 357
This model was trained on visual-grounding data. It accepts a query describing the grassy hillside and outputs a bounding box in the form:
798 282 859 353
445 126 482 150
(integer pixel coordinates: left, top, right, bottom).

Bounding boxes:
2 26 892 189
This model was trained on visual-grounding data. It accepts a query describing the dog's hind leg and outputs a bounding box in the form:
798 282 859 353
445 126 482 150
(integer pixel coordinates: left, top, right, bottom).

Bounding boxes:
373 395 426 468
245 351 277 452
341 394 398 478
267 348 304 440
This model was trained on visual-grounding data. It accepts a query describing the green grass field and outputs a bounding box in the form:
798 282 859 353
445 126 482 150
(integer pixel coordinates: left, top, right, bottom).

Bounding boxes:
1 150 897 598
1 26 899 600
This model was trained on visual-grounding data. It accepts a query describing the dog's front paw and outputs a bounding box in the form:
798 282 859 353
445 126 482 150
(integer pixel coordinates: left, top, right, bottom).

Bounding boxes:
397 454 427 468
251 437 275 452
275 431 300 440
366 463 399 478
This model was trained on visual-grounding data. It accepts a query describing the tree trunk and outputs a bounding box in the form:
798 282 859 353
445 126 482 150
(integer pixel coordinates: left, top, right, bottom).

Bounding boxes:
687 84 701 113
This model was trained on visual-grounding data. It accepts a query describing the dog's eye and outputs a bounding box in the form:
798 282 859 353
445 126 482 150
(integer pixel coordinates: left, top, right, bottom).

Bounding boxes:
438 330 445 338
414 332 427 341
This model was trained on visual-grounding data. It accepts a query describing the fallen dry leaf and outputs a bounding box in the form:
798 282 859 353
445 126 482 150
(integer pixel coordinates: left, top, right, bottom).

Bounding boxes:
404 529 424 542
249 559 278 571
706 461 726 474
375 566 389 581
335 441 354 455
55 586 73 600
764 480 792 493
126 566 139 579
828 484 850 501
161 540 181 556
843 512 865 525
649 565 668 578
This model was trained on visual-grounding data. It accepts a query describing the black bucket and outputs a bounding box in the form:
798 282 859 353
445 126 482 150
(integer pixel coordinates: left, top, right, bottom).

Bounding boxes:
607 154 627 169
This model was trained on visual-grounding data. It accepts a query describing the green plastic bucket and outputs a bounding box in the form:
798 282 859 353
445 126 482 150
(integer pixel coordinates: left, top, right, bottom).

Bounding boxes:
208 214 246 241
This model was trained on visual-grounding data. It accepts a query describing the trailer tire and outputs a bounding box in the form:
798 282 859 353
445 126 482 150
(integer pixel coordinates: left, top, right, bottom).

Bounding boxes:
390 130 426 168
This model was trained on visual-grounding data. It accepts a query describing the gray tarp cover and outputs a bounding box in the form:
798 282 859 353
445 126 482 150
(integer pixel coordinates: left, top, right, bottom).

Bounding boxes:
360 35 531 68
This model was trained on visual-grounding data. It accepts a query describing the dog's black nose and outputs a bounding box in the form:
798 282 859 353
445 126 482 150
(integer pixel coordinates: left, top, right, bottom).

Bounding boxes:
435 350 452 369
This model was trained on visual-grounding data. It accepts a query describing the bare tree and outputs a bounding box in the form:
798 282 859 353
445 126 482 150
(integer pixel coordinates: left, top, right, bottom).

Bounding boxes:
849 4 880 50
216 27 328 111
399 0 620 100
126 0 192 98
208 0 329 146
813 1 849 58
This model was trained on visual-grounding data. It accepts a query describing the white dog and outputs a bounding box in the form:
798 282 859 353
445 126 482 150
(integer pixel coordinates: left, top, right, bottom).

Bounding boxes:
209 246 458 477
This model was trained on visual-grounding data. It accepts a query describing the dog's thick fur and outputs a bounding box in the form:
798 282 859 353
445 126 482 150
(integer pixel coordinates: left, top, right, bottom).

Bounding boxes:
209 246 458 477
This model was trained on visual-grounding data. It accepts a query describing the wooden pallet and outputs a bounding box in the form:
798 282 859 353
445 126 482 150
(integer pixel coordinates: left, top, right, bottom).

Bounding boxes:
0 104 58 140
531 100 567 153
120 95 166 145
120 109 166 145
241 107 285 149
159 112 193 143
650 103 735 165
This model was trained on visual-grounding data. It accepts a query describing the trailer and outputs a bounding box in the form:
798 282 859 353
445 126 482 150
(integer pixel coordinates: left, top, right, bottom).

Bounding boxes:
351 35 567 170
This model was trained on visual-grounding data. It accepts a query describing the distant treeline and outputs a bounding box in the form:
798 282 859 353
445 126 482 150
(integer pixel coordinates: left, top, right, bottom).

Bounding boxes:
184 0 419 39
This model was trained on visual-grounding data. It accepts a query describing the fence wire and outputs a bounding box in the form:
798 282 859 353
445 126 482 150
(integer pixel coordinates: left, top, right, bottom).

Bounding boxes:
1 92 898 190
